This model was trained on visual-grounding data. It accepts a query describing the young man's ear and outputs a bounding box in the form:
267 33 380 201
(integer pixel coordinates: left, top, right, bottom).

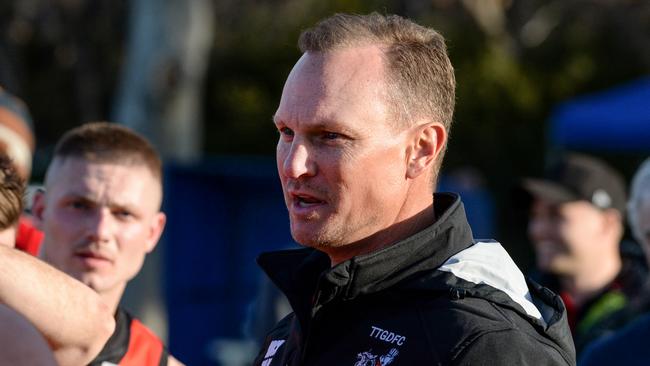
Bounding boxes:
145 212 167 253
31 188 46 230
406 122 446 179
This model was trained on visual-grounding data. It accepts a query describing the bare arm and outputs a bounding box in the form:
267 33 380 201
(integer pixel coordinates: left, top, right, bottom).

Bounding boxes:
0 245 115 366
0 304 57 366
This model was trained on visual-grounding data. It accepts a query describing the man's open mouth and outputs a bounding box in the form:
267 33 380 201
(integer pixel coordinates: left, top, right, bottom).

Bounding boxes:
294 194 324 207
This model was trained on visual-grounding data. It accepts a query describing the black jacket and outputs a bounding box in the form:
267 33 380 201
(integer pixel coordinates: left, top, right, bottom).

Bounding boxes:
254 193 576 365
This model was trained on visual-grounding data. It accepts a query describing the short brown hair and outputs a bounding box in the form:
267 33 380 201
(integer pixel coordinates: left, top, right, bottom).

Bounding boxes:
298 13 456 174
52 122 162 181
0 153 25 230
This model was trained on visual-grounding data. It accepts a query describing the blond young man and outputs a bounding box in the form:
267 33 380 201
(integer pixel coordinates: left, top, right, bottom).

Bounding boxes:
0 153 114 365
33 122 183 366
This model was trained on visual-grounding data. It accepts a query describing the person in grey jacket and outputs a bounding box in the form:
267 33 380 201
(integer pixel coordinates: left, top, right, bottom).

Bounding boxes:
255 12 575 365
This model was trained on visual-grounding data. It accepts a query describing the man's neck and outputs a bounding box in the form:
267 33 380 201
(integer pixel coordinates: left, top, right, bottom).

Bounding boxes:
327 201 436 266
560 256 622 308
98 284 127 317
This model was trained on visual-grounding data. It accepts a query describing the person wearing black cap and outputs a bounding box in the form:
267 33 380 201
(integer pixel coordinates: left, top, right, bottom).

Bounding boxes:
524 153 646 354
579 158 650 365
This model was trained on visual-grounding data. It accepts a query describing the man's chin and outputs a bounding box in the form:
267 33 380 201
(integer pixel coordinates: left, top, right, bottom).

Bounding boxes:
291 227 342 249
77 274 108 292
545 259 576 277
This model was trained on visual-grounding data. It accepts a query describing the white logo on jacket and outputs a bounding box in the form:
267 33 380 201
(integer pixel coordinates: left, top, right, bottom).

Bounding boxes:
369 325 406 346
261 339 285 366
354 348 399 366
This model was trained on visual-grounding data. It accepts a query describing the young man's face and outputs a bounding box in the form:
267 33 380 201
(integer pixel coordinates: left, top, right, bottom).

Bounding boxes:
274 46 416 250
528 198 607 275
35 158 165 296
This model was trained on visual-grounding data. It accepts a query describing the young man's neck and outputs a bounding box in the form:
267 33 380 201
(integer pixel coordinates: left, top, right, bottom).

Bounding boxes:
98 285 127 316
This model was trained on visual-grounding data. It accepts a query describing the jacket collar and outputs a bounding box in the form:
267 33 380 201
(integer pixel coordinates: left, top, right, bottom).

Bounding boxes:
257 193 474 315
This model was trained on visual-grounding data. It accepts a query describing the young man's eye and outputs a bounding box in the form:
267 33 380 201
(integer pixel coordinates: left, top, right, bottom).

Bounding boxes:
114 210 133 219
70 201 90 210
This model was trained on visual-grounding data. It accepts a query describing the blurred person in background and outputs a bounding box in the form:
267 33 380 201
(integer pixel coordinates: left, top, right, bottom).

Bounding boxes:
579 158 650 365
0 151 25 247
0 152 115 365
524 153 646 354
32 122 184 366
0 86 43 255
255 12 574 365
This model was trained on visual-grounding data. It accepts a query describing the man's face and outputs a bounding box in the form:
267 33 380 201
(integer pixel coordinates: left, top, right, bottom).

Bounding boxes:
528 199 606 275
35 158 165 295
274 46 415 249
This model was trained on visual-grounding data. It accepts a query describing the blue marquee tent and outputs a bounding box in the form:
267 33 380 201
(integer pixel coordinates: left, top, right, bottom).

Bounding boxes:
549 76 650 151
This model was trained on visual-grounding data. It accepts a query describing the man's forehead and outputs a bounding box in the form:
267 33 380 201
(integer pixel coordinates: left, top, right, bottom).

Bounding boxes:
292 47 386 86
46 157 158 184
277 47 390 126
45 158 162 203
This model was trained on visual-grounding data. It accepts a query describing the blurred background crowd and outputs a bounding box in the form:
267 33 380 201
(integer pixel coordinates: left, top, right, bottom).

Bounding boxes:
0 0 648 365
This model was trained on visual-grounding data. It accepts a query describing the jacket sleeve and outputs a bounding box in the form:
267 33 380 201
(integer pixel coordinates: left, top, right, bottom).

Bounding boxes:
452 330 576 366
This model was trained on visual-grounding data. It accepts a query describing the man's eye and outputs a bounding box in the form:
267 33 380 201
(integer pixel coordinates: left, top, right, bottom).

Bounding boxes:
70 201 90 210
113 210 134 220
323 132 340 140
115 210 132 217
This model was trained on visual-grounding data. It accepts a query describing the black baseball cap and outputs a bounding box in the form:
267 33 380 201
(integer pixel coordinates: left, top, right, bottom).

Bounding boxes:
523 153 627 213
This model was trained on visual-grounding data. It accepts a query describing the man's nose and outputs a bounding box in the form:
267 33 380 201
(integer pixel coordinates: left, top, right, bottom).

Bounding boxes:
281 140 316 179
85 208 114 243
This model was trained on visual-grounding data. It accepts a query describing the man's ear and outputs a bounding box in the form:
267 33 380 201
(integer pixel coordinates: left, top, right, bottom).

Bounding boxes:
602 208 623 237
145 212 167 253
31 188 46 230
406 122 447 179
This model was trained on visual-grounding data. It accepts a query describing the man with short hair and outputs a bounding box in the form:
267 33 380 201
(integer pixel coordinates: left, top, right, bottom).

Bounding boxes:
524 153 644 353
254 13 574 365
33 122 183 366
0 152 115 366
